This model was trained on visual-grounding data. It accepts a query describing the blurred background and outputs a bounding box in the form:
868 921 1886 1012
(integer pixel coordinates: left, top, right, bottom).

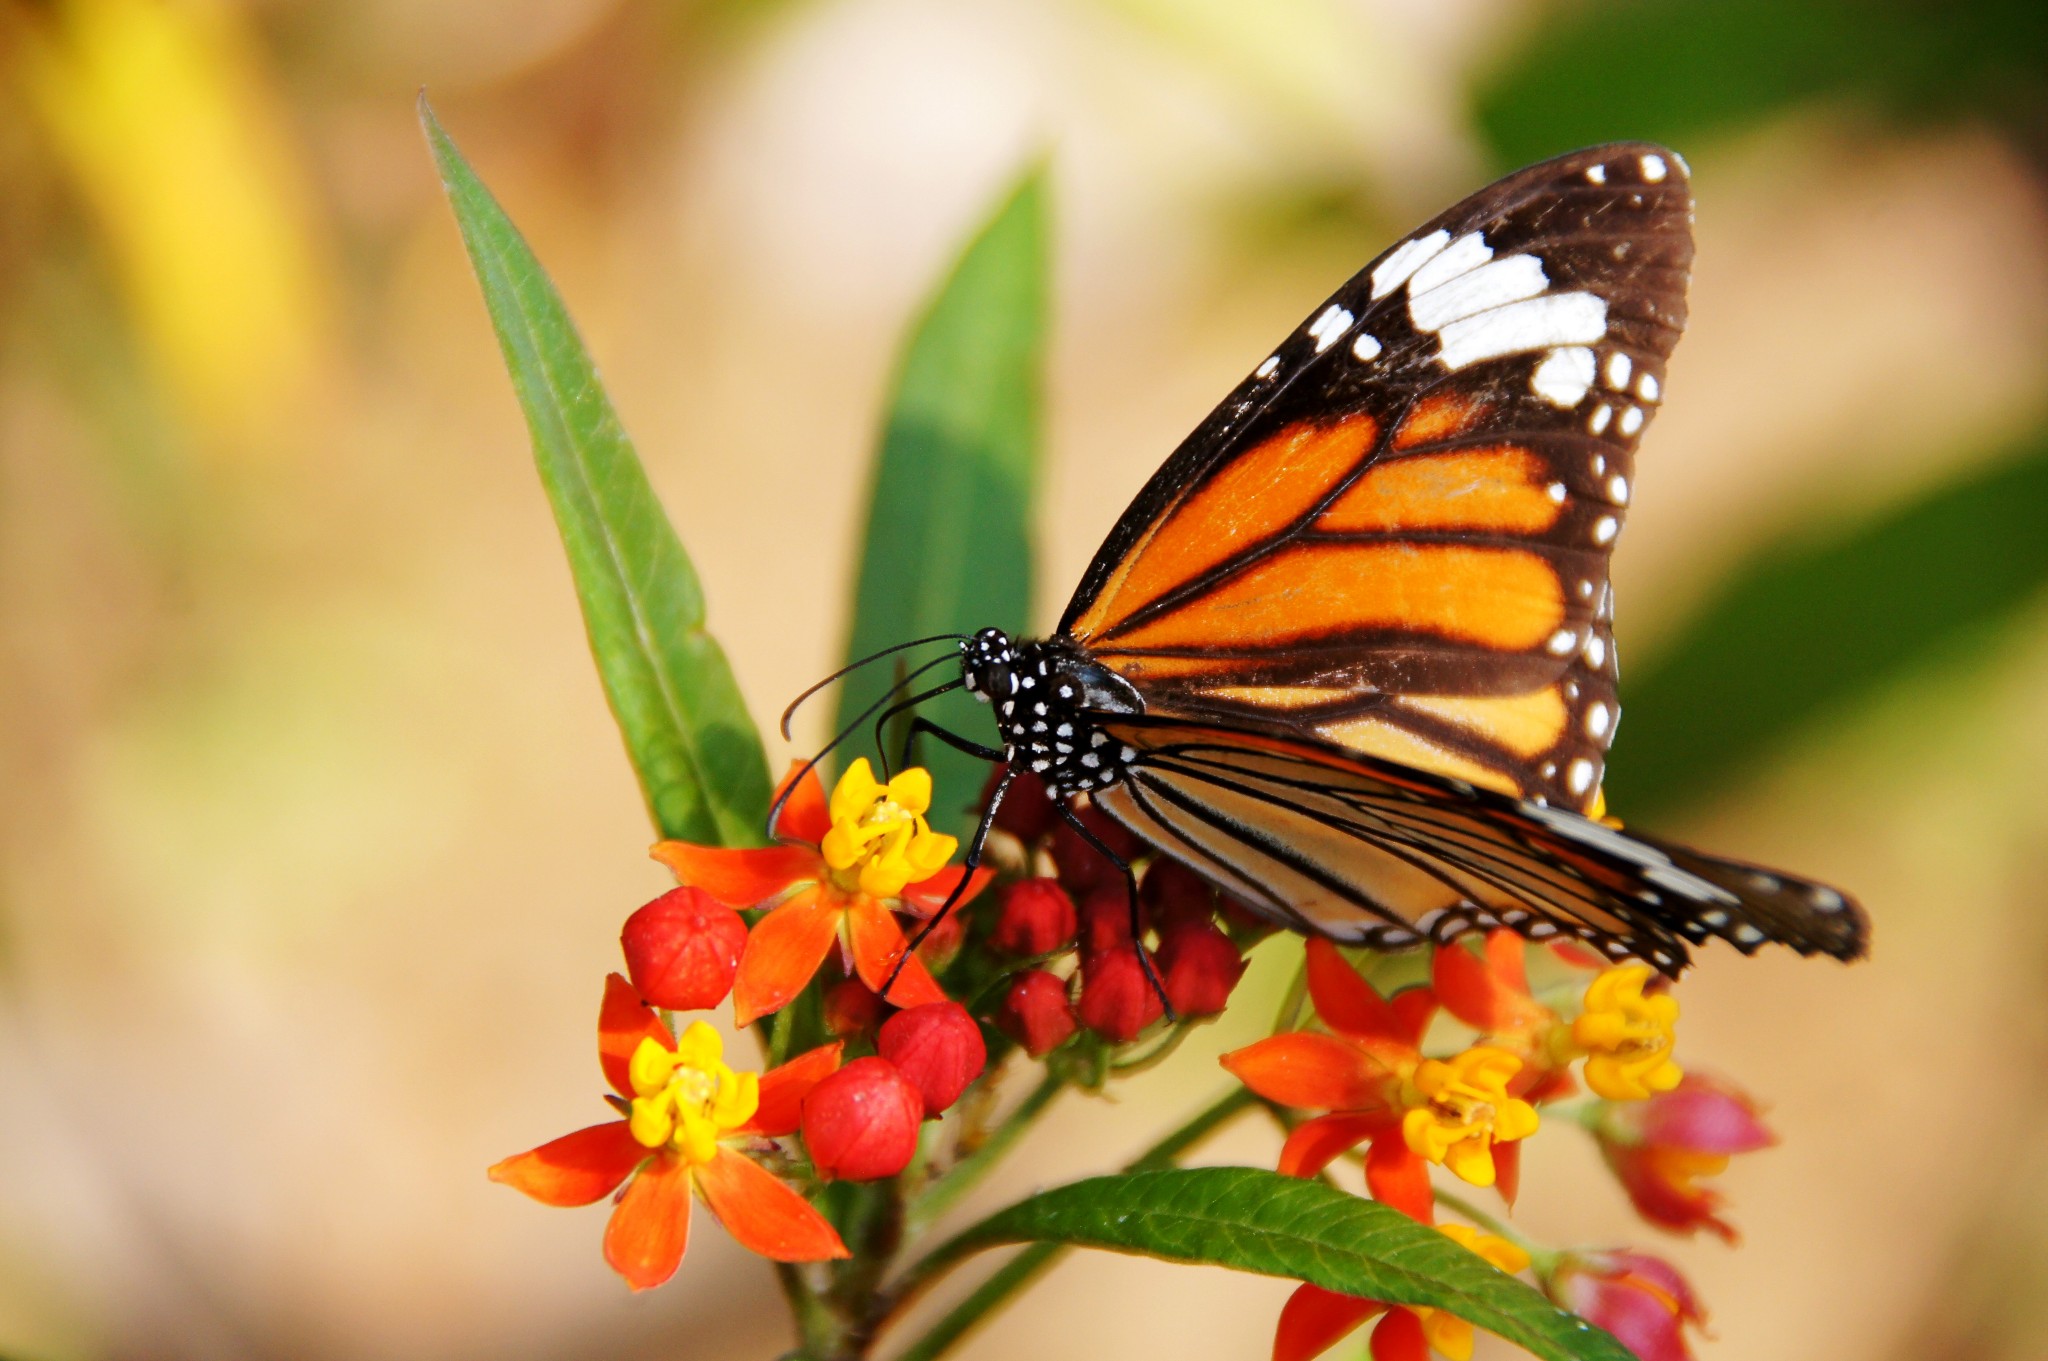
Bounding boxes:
4 1 2048 1358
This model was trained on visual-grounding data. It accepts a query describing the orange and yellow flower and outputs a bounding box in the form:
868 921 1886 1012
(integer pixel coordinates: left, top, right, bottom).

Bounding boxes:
651 761 992 1025
489 974 847 1290
1573 965 1682 1101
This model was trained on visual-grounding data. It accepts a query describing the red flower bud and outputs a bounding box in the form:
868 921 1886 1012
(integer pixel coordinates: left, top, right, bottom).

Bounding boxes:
1078 885 1140 953
824 979 884 1038
1554 1250 1705 1361
1049 806 1143 896
800 1056 924 1182
986 767 1059 843
991 879 1079 956
1597 1074 1775 1241
997 969 1077 1057
1155 920 1246 1017
1140 857 1218 932
619 887 748 1011
878 1001 987 1114
912 907 969 970
1076 945 1165 1043
1217 893 1278 942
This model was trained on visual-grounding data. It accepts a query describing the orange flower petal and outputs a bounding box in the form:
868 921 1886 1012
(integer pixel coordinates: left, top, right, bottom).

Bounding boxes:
899 865 996 918
488 1121 645 1206
650 842 819 909
1390 987 1437 1049
695 1148 850 1262
1495 1137 1523 1210
741 1041 845 1137
846 899 949 1009
1432 935 1549 1035
1304 941 1430 1062
1278 1113 1388 1179
1275 1284 1383 1361
602 1154 693 1291
1369 1307 1430 1361
772 760 832 846
600 972 673 1098
1221 1032 1389 1111
1365 1134 1434 1224
733 887 840 1027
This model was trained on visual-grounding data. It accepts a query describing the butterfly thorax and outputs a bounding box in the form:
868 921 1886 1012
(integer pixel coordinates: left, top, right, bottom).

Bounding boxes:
961 628 1143 794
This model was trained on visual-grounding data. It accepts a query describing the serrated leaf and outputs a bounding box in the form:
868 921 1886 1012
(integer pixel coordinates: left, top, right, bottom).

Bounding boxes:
421 98 770 846
1608 434 2048 819
951 1167 1630 1361
833 171 1047 833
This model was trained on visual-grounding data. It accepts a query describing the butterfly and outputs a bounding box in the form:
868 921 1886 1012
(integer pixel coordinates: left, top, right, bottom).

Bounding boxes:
802 142 1866 989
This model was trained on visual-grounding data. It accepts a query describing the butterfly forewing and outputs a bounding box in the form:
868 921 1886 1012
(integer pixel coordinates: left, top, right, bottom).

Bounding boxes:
1089 716 1867 974
1059 144 1692 813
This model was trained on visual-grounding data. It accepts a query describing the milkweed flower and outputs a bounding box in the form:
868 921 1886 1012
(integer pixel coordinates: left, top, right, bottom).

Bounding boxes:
997 969 1077 1056
620 887 748 1011
1574 965 1682 1101
651 761 993 1025
1223 941 1535 1206
878 1001 987 1114
489 975 847 1290
1595 1074 1774 1241
1552 1250 1707 1361
1274 1225 1532 1361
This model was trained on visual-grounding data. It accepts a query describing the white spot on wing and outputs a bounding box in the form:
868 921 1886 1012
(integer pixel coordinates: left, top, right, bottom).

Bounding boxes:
1589 403 1612 435
1254 355 1280 379
1583 633 1608 669
1406 231 1494 297
1408 255 1548 331
1437 293 1607 370
1586 163 1607 184
1605 352 1632 389
1547 628 1579 656
1608 475 1630 504
1592 515 1619 545
1566 758 1596 795
1619 406 1645 437
1585 702 1611 738
1351 332 1383 361
1641 153 1668 182
1370 229 1452 300
1546 481 1568 504
1307 304 1354 353
1637 372 1660 401
1531 346 1596 407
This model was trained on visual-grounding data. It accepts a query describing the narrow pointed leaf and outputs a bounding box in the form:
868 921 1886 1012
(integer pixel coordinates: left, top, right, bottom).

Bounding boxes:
834 171 1047 831
1608 433 2048 818
950 1167 1631 1361
422 98 769 845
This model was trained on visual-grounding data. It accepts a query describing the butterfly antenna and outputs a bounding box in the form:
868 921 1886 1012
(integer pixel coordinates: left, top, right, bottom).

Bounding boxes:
779 633 968 739
765 651 959 840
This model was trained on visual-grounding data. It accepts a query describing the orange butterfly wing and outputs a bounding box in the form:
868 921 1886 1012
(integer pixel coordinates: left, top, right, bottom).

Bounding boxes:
1060 144 1692 813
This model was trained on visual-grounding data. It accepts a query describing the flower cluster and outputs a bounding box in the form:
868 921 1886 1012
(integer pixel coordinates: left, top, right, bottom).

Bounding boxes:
496 756 1779 1361
1226 933 1769 1360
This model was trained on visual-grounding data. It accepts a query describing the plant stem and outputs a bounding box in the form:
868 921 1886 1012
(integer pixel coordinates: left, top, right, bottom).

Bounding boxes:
907 1069 1065 1234
872 1084 1257 1359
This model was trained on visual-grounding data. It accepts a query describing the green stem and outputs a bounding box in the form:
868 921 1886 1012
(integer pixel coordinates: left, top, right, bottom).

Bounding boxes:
907 1070 1065 1233
874 1085 1258 1358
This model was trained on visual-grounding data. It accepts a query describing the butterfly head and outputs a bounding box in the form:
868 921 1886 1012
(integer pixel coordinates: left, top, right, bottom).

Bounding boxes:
961 629 1144 794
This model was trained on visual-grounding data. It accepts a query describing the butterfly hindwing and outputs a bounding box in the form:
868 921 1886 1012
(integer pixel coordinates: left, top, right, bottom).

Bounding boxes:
1059 144 1692 812
1088 716 1868 974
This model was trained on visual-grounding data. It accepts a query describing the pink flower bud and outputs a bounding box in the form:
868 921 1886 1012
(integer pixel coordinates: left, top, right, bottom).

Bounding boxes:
1076 945 1165 1043
878 1001 987 1114
997 969 1077 1057
1140 857 1218 932
1156 920 1246 1017
619 887 747 1011
800 1056 924 1182
1553 1250 1705 1361
990 879 1078 956
1597 1074 1776 1241
1050 807 1143 896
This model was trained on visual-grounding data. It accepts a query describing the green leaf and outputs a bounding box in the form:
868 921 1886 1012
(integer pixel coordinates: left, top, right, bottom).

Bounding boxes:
949 1167 1630 1361
833 170 1048 832
1472 0 2048 171
421 98 771 846
1608 434 2048 820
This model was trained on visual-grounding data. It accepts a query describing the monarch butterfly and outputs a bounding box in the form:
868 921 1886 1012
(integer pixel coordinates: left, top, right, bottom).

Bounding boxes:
796 143 1867 996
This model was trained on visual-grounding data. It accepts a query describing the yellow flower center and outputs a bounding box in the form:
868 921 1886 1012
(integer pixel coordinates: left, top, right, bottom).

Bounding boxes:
819 759 959 898
1416 1225 1532 1360
626 1021 760 1165
1401 1045 1541 1187
1572 965 1682 1101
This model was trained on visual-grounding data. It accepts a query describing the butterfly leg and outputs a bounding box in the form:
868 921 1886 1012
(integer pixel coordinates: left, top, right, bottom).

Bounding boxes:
867 681 971 777
1054 802 1177 1024
895 716 1003 775
882 765 1014 1001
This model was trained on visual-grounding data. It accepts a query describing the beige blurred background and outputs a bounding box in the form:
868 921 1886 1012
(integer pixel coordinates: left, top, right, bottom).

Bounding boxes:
4 1 2048 1359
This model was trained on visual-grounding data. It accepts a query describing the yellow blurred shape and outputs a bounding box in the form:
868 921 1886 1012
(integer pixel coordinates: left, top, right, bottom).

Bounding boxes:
18 0 332 455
